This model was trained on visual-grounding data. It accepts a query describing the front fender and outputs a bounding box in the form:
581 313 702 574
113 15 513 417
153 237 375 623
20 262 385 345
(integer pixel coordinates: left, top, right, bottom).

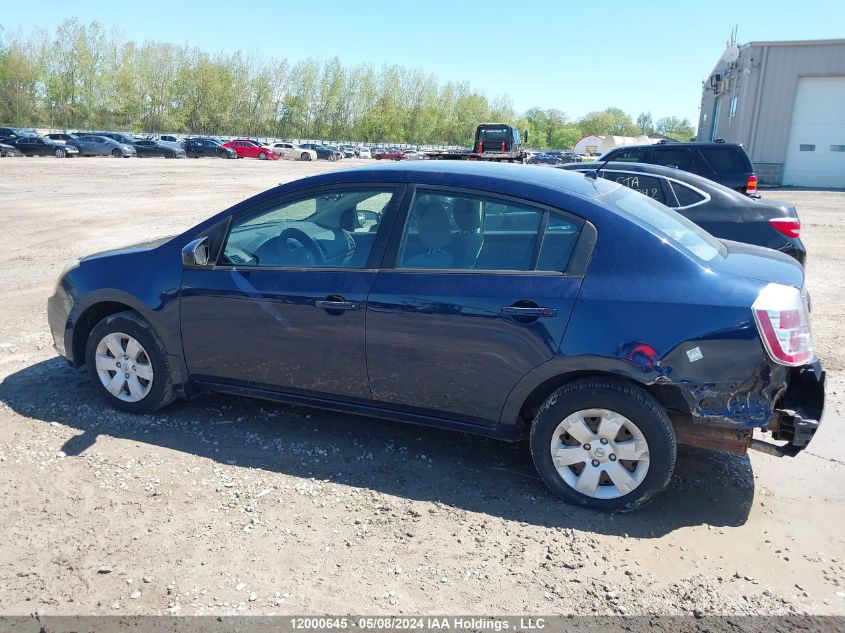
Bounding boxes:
63 247 187 385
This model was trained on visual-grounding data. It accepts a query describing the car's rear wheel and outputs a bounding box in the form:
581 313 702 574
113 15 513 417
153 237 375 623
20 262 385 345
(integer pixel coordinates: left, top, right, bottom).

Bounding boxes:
529 378 676 512
55 148 66 158
85 311 175 414
301 152 311 161
111 149 121 158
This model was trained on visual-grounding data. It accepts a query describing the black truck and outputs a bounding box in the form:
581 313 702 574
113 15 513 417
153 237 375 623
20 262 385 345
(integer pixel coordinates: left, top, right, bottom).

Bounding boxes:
426 123 528 163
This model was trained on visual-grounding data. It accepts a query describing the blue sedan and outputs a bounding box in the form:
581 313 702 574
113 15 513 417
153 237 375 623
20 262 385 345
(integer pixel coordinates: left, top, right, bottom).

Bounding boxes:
47 162 824 511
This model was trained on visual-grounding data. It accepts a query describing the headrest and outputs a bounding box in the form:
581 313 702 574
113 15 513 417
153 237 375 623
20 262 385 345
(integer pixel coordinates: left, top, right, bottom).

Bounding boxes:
452 198 481 233
415 201 451 250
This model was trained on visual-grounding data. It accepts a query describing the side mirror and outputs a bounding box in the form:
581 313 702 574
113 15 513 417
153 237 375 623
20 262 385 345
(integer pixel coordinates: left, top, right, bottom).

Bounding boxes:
182 237 209 266
356 210 379 226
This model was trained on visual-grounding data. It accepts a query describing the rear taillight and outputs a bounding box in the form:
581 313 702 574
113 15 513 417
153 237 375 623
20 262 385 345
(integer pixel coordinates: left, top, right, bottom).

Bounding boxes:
752 283 813 366
746 175 758 194
769 217 801 238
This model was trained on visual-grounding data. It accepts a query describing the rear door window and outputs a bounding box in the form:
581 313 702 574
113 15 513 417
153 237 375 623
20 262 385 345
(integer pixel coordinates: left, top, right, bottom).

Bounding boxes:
699 147 749 173
397 190 582 272
651 148 692 170
608 148 647 162
602 171 669 204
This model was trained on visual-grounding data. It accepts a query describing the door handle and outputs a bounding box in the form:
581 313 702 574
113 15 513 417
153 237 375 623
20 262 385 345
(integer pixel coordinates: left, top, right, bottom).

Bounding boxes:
315 299 360 311
500 306 557 317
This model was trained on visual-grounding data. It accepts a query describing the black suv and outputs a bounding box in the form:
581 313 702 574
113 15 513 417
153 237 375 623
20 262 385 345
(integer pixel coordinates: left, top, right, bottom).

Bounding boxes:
597 141 757 195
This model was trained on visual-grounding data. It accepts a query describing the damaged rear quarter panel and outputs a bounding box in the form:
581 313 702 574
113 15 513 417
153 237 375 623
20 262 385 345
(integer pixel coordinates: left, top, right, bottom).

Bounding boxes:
560 233 786 430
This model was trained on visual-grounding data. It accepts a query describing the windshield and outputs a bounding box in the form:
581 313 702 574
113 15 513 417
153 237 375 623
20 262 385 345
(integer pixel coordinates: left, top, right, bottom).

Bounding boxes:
604 186 725 262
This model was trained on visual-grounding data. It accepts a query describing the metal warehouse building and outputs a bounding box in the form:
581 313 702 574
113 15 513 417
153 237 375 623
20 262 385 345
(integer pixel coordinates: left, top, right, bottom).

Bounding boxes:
697 38 845 188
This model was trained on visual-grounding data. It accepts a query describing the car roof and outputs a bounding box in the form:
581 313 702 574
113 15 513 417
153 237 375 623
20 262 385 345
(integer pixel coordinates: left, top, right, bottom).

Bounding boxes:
606 141 744 151
278 161 621 202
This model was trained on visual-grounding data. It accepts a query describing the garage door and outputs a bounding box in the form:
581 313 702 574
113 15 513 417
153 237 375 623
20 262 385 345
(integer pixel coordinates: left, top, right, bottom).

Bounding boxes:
782 76 845 188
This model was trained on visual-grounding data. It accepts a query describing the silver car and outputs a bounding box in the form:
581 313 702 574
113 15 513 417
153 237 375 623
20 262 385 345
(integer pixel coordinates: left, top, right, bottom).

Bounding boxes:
71 135 137 157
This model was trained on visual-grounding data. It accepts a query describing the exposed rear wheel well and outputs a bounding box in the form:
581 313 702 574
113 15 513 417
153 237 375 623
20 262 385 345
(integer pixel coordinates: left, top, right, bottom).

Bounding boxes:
71 302 138 366
517 371 692 437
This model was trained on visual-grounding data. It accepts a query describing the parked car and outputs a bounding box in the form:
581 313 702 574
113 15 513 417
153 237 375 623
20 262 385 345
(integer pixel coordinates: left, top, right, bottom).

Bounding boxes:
528 152 562 165
71 135 137 157
184 138 237 159
559 161 806 263
0 127 34 143
402 149 425 161
48 162 824 512
267 142 318 161
373 148 405 161
358 147 372 159
11 136 79 158
0 142 23 157
597 140 758 195
341 146 356 158
222 140 278 160
133 139 187 158
91 132 138 147
299 143 341 161
45 133 79 144
157 134 184 146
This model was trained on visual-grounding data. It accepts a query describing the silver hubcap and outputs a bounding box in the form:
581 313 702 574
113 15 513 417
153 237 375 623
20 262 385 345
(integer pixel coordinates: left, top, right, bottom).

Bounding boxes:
95 332 154 402
550 408 650 499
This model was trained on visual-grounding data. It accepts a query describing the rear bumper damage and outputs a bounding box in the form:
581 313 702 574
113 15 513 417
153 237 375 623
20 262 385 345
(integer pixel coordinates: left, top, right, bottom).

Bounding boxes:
671 360 825 456
752 361 825 456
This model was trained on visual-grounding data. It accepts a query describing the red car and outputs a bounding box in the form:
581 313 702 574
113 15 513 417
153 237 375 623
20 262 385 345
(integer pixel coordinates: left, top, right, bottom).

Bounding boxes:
373 148 405 161
222 139 278 160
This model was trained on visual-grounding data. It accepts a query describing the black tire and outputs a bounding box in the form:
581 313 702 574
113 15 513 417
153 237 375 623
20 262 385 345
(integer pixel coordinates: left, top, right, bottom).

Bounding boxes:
301 152 311 161
55 148 66 158
529 378 676 512
85 311 176 414
112 149 121 158
165 151 174 159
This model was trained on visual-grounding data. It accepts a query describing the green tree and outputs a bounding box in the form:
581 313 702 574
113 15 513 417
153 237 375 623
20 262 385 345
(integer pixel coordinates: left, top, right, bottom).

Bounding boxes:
636 111 653 135
655 116 695 140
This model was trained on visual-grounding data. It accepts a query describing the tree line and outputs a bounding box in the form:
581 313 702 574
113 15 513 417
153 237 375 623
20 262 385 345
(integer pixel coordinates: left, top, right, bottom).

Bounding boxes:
0 19 696 147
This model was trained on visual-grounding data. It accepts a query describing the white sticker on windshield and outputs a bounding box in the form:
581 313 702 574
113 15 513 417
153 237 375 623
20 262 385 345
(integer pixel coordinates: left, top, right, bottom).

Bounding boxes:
687 347 704 363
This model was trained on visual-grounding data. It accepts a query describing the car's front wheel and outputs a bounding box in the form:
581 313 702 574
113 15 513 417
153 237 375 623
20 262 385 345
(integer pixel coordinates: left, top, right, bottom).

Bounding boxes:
85 311 175 414
530 378 676 512
301 152 311 161
55 148 66 158
111 149 122 158
258 151 267 160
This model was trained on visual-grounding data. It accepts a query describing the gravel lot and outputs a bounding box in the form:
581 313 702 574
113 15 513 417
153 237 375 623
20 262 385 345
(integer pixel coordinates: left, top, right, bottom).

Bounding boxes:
0 157 843 616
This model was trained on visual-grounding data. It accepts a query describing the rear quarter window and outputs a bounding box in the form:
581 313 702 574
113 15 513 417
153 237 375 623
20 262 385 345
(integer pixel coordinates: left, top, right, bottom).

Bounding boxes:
699 147 750 173
670 182 707 207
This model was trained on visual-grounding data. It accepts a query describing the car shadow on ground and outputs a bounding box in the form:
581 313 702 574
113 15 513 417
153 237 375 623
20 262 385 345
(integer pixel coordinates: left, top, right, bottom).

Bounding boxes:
0 359 754 537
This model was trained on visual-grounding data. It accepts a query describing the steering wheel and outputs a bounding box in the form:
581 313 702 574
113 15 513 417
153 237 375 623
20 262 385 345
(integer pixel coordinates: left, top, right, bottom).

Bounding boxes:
275 227 324 266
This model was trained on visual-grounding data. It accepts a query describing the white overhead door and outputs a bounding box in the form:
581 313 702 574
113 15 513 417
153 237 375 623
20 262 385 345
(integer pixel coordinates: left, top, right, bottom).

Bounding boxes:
782 76 845 188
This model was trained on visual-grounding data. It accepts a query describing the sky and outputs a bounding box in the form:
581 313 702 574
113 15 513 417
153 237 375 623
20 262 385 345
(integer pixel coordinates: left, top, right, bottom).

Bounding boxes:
3 0 844 125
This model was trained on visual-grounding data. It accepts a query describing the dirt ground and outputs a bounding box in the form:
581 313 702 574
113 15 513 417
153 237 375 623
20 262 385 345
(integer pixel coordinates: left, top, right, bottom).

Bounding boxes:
0 156 843 617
